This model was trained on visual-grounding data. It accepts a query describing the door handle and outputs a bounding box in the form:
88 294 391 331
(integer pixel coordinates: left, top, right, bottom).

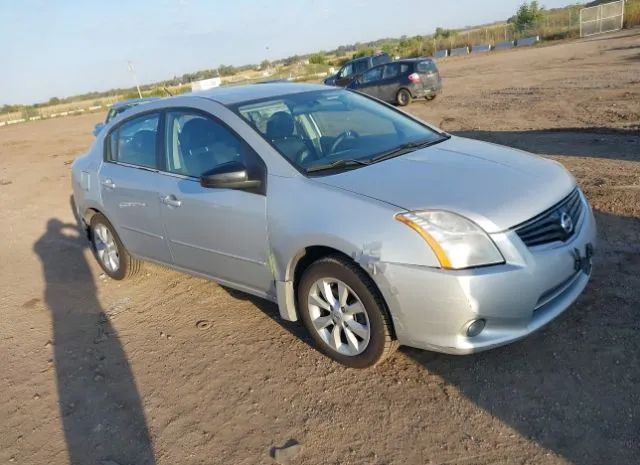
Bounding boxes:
160 195 182 208
101 178 116 189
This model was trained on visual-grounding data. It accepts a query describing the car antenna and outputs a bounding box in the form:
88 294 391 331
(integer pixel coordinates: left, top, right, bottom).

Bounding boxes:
163 86 173 97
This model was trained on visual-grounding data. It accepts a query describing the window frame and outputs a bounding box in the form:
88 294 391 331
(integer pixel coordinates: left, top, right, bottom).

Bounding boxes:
157 107 268 193
229 89 449 177
103 110 164 172
103 107 267 184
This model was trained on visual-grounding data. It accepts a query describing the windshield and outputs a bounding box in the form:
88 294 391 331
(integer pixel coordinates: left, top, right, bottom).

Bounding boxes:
234 89 446 174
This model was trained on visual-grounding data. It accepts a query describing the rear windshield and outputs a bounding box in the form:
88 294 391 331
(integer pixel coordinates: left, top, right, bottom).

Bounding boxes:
417 60 438 73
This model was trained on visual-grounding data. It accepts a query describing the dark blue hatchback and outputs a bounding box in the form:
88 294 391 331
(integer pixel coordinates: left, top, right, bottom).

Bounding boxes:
347 58 442 106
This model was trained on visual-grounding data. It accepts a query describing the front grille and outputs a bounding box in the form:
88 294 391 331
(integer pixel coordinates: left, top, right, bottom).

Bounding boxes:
515 189 583 247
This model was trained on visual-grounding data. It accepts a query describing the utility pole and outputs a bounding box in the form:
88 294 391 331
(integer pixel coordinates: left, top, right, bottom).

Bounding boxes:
127 61 142 99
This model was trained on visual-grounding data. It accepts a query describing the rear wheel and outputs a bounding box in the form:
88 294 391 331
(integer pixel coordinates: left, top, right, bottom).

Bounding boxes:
297 255 397 368
396 88 412 106
90 213 142 280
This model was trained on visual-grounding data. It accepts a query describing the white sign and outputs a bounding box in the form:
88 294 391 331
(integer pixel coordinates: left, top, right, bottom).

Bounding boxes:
191 77 222 92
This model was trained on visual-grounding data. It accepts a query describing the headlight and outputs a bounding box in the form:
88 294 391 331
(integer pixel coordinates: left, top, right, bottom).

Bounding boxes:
395 210 504 269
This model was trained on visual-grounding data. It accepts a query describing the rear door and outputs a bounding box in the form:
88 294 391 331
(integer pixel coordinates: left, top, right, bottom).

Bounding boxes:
98 112 172 263
377 63 402 102
156 108 272 296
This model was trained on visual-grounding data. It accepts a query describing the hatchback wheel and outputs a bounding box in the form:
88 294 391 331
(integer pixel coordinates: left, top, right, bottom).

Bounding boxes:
90 213 142 280
297 255 397 368
396 88 412 106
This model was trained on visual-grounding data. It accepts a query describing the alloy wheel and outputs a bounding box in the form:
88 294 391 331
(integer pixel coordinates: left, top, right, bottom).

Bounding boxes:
307 278 371 356
93 223 120 273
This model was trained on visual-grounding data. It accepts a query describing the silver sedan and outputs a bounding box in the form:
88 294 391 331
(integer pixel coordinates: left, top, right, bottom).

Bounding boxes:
71 83 596 368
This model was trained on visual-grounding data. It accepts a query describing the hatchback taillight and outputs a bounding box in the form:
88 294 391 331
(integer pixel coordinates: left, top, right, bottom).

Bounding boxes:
408 72 421 83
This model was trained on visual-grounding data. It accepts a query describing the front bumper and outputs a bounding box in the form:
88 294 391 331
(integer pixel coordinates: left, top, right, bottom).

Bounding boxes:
373 195 597 354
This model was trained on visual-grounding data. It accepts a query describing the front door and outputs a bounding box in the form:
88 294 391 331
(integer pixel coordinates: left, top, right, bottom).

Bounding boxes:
156 109 273 296
99 111 172 264
356 66 384 99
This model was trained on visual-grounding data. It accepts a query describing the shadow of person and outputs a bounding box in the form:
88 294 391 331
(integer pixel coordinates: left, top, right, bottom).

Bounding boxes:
34 219 155 465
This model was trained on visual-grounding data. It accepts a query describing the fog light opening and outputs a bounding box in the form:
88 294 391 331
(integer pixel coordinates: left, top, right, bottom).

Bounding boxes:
466 319 486 338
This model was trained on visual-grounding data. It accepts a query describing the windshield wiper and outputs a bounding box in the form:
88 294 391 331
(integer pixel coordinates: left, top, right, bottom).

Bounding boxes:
306 158 371 174
370 136 450 163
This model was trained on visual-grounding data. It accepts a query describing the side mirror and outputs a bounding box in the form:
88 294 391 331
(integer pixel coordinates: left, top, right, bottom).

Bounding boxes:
200 160 261 191
93 123 105 137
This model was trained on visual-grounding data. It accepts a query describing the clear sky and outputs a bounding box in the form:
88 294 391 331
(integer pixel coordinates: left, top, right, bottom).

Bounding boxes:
0 0 576 105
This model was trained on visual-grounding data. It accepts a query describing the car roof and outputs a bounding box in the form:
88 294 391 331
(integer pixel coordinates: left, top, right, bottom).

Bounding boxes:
111 97 161 109
346 52 389 63
387 57 433 64
194 82 331 105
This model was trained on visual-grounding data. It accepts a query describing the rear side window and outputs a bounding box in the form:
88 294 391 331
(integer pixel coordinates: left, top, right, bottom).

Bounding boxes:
361 66 383 83
417 60 438 73
106 113 159 169
382 63 400 79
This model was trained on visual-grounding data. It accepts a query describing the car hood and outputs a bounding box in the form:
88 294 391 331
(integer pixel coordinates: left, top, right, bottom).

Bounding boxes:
312 135 576 233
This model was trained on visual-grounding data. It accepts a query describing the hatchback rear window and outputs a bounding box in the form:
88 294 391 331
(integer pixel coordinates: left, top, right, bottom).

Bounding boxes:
417 61 438 73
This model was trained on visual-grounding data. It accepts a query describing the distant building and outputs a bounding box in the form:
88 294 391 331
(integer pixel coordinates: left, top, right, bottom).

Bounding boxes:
191 77 222 92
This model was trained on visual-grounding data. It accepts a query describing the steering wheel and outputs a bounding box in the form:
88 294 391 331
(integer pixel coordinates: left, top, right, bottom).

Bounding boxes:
330 130 360 154
295 145 315 165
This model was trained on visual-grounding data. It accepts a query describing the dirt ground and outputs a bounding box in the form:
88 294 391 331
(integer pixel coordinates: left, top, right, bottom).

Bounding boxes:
1 29 639 465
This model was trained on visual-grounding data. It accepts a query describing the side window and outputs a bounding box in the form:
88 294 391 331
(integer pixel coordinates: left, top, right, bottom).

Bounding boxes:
371 54 389 66
400 63 410 74
383 63 400 79
107 113 159 169
164 111 243 178
353 60 368 75
339 63 353 78
361 66 382 83
105 108 117 123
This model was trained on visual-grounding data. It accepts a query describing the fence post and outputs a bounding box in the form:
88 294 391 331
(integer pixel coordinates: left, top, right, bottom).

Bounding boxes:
579 7 582 37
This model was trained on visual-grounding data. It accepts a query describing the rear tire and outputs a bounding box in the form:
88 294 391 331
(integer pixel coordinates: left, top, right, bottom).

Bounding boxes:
396 88 412 106
89 213 142 280
297 255 397 368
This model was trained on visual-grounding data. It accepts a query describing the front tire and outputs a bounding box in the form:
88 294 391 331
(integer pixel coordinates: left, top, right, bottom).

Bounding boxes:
297 255 397 368
396 88 412 106
90 213 142 280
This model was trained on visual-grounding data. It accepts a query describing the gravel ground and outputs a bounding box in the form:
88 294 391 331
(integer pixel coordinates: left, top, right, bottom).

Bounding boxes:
1 29 639 465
